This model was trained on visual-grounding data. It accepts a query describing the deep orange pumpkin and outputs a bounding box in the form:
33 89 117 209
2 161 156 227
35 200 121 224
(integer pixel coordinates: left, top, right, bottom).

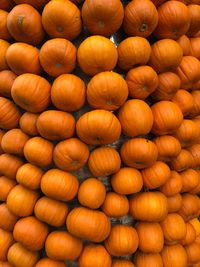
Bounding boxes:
19 112 39 136
187 143 200 168
181 169 200 193
0 0 15 11
112 260 135 267
178 193 200 221
0 153 24 179
133 252 163 267
177 35 191 56
187 4 200 37
0 229 14 261
161 244 188 267
172 89 194 115
0 10 12 40
185 241 200 264
189 90 200 118
0 40 10 71
159 170 183 196
0 203 18 232
35 258 67 267
0 130 5 155
190 37 200 59
167 193 183 213
0 70 17 98
181 222 196 245
0 176 16 202
169 149 193 171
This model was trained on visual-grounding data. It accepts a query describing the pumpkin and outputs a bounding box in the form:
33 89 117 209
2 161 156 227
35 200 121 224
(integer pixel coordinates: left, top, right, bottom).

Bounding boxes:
148 39 183 73
152 72 181 101
79 244 112 267
159 170 182 196
0 154 24 179
76 110 121 145
112 260 135 267
187 143 200 168
0 130 5 155
51 74 86 112
35 258 67 267
153 135 181 162
136 222 164 253
7 185 39 217
133 252 163 267
1 129 29 156
129 191 168 222
24 137 54 167
45 231 83 261
7 4 44 45
37 110 75 141
82 0 124 36
187 4 200 37
190 37 200 59
120 138 158 169
11 73 51 113
117 37 151 70
0 203 18 232
0 0 15 11
34 197 69 227
151 101 183 135
161 244 188 267
53 138 90 171
0 10 11 40
6 43 41 75
190 218 200 236
141 161 171 189
88 147 121 177
185 242 200 264
0 70 17 98
178 193 199 221
66 207 111 242
101 192 129 218
167 194 183 213
169 149 193 171
118 99 153 137
181 222 196 245
41 169 79 202
87 71 128 110
111 167 143 195
151 0 166 6
0 176 16 201
189 90 200 118
172 89 194 115
16 163 44 190
0 40 10 71
0 97 21 130
105 225 138 256
0 229 14 261
181 169 200 193
189 171 200 194
78 178 106 209
7 243 39 267
19 112 39 136
39 38 76 77
125 66 158 100
13 0 50 9
177 35 191 56
77 36 118 76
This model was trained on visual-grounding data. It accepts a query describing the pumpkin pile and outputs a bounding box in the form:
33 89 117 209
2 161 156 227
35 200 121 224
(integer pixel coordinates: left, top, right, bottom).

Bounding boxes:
0 0 200 266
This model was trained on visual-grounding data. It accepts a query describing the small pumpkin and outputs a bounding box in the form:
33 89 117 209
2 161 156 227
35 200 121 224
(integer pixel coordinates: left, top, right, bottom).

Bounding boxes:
169 149 193 171
0 0 15 11
0 40 10 71
190 37 200 59
0 70 17 98
181 222 196 245
112 260 135 267
187 4 200 37
0 229 14 261
167 193 183 213
177 35 191 56
161 244 188 267
178 193 200 221
19 112 39 136
35 258 67 267
172 89 194 115
13 0 50 9
159 170 182 196
181 169 200 193
0 176 16 201
185 241 200 264
0 153 24 179
0 10 12 40
187 143 200 168
0 203 18 232
133 252 163 267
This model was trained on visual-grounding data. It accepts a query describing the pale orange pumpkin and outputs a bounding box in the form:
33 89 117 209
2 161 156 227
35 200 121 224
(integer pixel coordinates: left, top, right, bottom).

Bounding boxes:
0 176 16 202
0 229 14 261
0 10 11 40
0 40 10 71
181 222 196 245
169 149 193 171
159 170 183 196
19 112 39 136
0 153 24 179
187 143 200 168
167 194 183 213
187 4 200 37
172 89 194 115
185 241 200 264
177 35 191 56
0 203 18 232
35 258 67 267
181 169 200 193
178 193 200 221
0 70 17 98
133 252 163 267
190 37 200 59
161 244 188 267
112 260 135 267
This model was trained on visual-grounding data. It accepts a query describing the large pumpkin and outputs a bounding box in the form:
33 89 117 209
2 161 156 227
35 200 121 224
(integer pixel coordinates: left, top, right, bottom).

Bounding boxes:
19 112 39 136
133 252 163 267
159 170 183 196
0 229 14 261
0 153 24 179
0 10 12 40
181 169 200 193
161 244 188 267
172 89 194 115
0 70 17 98
0 40 10 71
0 203 18 232
169 149 193 171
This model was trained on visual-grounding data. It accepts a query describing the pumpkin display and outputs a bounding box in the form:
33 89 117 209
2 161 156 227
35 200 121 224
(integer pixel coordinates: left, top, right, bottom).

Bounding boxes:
187 143 200 168
35 258 67 267
0 70 17 98
0 40 10 71
0 153 24 179
190 37 200 59
178 193 200 221
159 170 183 196
172 89 194 115
180 169 200 193
0 10 12 40
133 252 163 267
177 35 191 56
0 229 14 261
19 112 39 136
0 203 18 232
167 193 183 213
161 244 188 267
169 149 193 171
13 0 50 9
185 241 200 264
189 90 200 118
0 0 15 11
0 176 17 201
181 222 196 245
187 4 200 37
112 260 135 267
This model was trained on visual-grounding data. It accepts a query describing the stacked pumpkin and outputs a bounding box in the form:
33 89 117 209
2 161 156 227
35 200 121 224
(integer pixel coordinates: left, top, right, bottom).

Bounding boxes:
0 0 200 266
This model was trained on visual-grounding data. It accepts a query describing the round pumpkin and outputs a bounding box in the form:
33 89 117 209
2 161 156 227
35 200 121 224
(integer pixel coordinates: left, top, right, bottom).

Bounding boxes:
167 194 183 213
190 37 200 59
0 153 24 179
35 258 67 267
0 176 16 202
177 35 191 56
187 4 200 37
112 260 135 267
187 144 200 168
172 89 194 115
181 222 196 245
0 0 15 11
169 149 193 171
0 70 17 98
0 203 18 232
0 10 12 40
181 169 200 193
159 170 183 196
178 193 200 221
13 0 50 9
161 244 188 267
0 40 10 71
19 112 39 136
189 90 200 118
133 252 163 267
185 241 200 264
0 130 5 155
0 229 14 261
190 218 200 237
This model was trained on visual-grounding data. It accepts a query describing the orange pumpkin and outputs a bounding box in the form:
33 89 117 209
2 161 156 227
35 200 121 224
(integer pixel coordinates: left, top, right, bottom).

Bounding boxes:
0 40 10 71
7 4 44 45
111 167 143 195
129 191 168 222
51 74 86 112
0 0 15 11
79 244 112 267
13 0 50 9
11 73 51 113
161 244 188 267
192 79 200 90
189 90 200 118
0 229 14 261
0 10 11 40
136 222 164 253
0 203 18 232
189 170 200 194
172 89 194 115
187 4 200 37
0 130 5 155
133 252 163 267
34 197 69 227
19 112 39 136
41 169 78 202
82 0 124 36
185 241 200 264
67 207 111 242
118 99 153 137
159 170 182 196
0 153 24 179
181 169 200 193
105 225 138 256
181 222 196 245
76 110 121 145
151 0 167 6
123 0 158 37
77 36 118 76
78 178 106 209
148 39 183 73
120 138 158 169
190 218 200 236
178 193 200 221
167 193 183 213
0 176 16 201
87 71 128 110
53 138 90 171
35 258 67 267
0 70 17 98
190 37 200 59
187 143 200 168
117 37 151 70
125 66 158 99
177 35 191 56
169 149 193 171
112 260 135 267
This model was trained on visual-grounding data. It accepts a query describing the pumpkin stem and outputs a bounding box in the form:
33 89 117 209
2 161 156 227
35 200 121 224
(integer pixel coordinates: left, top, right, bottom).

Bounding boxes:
140 23 148 32
18 16 24 30
71 160 78 166
55 63 62 68
56 26 63 33
98 21 105 28
106 101 113 105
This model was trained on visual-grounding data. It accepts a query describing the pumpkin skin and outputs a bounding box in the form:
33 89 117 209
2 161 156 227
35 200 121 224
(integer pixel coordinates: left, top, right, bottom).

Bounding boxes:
24 137 54 167
41 169 79 202
187 4 200 37
185 241 200 264
181 169 200 193
76 110 121 145
79 244 112 267
39 38 76 77
0 10 12 40
0 130 5 155
0 70 16 98
117 37 151 70
189 90 200 118
11 73 51 113
0 0 15 11
19 112 39 136
37 110 75 141
129 192 168 222
82 0 124 37
13 0 50 9
190 218 200 237
177 35 191 56
105 225 138 256
181 222 196 245
0 203 18 232
159 170 183 197
0 176 16 201
112 260 135 267
151 101 183 135
136 222 164 253
87 71 128 110
169 149 193 171
133 252 163 267
7 4 44 45
111 167 143 195
190 37 200 59
172 89 194 115
167 194 183 213
67 207 111 242
187 143 200 168
78 178 106 209
0 154 24 179
118 99 153 137
124 0 158 37
16 163 44 190
178 193 200 221
161 244 188 267
77 36 118 76
0 40 10 71
0 229 14 261
51 74 86 112
35 258 67 267
125 66 158 100
120 138 158 169
148 39 183 73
